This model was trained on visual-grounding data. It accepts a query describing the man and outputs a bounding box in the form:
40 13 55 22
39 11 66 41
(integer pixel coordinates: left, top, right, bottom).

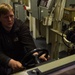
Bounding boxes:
0 3 49 75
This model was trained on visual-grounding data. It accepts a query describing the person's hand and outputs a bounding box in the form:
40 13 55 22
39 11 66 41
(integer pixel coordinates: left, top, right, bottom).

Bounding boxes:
33 52 50 61
39 54 50 61
8 59 24 71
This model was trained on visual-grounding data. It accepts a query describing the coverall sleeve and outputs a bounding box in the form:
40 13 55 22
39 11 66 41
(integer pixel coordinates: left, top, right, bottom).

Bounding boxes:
18 20 36 52
0 44 11 66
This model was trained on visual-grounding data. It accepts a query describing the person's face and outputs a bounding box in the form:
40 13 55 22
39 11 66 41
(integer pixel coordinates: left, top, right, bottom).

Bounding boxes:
0 10 14 30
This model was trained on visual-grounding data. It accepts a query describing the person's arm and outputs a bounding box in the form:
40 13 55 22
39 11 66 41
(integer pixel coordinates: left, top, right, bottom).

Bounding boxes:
0 51 11 66
0 50 24 71
0 40 11 66
18 20 36 51
0 42 24 71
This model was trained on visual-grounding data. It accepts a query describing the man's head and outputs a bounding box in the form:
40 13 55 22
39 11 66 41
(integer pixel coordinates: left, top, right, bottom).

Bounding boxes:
0 3 14 31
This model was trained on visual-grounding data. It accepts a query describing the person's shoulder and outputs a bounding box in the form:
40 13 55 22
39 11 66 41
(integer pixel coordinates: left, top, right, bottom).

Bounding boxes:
14 18 24 27
14 18 23 24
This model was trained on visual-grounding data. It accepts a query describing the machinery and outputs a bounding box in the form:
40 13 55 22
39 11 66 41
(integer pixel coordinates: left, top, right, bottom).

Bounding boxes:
62 21 75 55
12 54 75 75
21 48 49 69
0 0 75 75
30 0 56 44
13 2 27 22
9 1 75 75
9 48 49 74
30 0 55 20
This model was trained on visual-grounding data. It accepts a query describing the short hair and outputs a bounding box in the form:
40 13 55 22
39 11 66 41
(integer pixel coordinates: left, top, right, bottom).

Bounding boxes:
0 3 14 16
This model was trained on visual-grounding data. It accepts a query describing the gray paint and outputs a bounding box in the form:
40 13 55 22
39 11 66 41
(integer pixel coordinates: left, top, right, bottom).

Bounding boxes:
66 0 75 7
0 0 10 4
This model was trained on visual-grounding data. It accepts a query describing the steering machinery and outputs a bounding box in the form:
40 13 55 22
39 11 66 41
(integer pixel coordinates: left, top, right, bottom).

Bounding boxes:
21 48 49 69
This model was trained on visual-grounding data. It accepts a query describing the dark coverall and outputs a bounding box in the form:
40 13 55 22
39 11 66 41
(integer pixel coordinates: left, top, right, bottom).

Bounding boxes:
0 18 36 75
